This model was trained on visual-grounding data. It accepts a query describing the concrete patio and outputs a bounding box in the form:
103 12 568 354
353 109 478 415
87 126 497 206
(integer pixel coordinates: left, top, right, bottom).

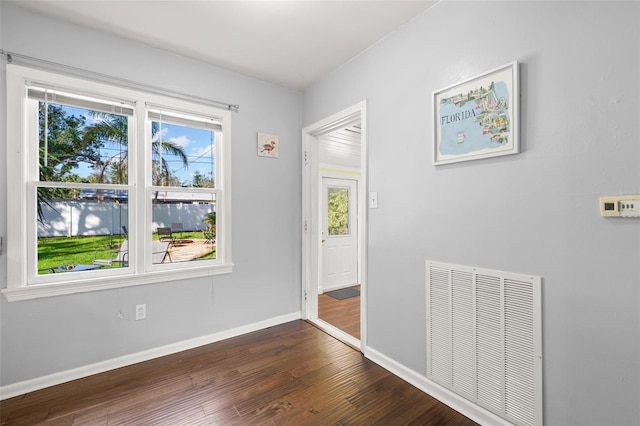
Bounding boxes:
168 239 215 262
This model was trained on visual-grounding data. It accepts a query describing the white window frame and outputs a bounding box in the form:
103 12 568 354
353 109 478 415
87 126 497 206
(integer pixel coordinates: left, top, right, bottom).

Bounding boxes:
3 65 233 301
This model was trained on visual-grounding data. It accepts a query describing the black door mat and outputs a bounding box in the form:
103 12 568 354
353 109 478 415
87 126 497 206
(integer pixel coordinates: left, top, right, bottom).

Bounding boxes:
326 288 360 300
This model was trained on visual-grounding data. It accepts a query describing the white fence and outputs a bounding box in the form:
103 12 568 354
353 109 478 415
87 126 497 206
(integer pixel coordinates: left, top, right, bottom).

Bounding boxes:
38 200 214 238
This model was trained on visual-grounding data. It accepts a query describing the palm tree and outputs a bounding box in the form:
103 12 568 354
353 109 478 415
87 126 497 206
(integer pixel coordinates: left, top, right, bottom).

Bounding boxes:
204 211 216 230
85 113 189 188
150 124 189 187
203 211 216 241
37 108 190 219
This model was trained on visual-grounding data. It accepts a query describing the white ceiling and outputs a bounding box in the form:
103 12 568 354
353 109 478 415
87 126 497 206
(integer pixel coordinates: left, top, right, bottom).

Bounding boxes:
320 122 361 168
9 0 438 90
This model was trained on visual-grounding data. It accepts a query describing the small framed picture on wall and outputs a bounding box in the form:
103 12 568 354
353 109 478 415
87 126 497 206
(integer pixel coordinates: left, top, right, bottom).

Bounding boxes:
257 132 279 159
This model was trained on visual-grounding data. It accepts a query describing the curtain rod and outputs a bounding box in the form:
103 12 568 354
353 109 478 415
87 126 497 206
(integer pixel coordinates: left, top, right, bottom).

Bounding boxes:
0 49 240 112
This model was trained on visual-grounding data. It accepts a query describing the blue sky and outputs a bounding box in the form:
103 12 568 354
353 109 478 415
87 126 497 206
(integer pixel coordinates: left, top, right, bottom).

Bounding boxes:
53 105 216 186
152 122 216 186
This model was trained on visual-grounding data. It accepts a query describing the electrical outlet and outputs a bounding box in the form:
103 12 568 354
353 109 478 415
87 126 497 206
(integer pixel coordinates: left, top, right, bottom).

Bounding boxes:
135 304 146 320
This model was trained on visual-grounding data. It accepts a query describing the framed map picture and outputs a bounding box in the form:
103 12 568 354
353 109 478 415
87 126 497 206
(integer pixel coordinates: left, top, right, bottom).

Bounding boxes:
433 61 519 165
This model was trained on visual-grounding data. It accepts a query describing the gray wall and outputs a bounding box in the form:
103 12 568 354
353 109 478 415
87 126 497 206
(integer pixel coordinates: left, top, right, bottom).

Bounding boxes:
0 4 301 385
2 2 639 425
303 1 639 425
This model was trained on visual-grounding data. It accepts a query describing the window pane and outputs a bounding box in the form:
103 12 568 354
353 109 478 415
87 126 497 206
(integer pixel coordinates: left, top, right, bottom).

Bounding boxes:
327 187 350 236
39 101 129 184
151 191 217 264
150 121 216 188
37 187 129 274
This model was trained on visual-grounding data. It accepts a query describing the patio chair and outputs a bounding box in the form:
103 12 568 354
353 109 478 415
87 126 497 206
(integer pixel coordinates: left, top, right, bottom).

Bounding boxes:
151 241 171 264
93 240 129 267
203 229 216 245
157 227 175 245
171 222 183 238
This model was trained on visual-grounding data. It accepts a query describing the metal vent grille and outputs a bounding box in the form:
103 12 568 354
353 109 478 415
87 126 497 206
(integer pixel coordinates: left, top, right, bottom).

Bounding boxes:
426 261 542 426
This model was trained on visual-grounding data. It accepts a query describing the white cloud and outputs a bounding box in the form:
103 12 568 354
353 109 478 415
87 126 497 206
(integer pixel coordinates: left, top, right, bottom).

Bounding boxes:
168 135 190 148
191 144 215 157
151 127 169 142
85 115 107 125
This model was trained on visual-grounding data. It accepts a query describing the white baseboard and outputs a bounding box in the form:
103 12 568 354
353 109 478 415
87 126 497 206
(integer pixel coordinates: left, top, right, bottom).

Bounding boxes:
363 345 513 426
321 283 359 293
308 318 360 350
0 311 301 400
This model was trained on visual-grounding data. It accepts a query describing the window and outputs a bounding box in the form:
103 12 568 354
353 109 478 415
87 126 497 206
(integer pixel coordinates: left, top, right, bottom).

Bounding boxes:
4 65 232 301
327 187 351 236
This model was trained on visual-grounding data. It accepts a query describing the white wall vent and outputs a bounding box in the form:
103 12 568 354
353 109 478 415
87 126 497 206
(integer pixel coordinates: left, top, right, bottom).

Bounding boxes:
426 261 542 426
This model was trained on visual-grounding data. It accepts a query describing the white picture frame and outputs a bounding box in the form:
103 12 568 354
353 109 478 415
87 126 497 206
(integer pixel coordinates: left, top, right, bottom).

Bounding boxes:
433 61 519 165
257 132 279 158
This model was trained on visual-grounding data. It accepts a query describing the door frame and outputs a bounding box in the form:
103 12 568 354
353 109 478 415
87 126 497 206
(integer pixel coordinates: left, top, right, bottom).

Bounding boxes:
301 101 368 350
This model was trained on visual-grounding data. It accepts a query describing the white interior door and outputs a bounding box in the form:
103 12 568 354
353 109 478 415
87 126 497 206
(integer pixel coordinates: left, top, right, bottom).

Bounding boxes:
321 178 357 292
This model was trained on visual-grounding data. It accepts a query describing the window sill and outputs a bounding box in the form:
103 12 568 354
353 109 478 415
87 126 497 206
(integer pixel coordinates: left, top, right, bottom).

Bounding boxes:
2 263 234 302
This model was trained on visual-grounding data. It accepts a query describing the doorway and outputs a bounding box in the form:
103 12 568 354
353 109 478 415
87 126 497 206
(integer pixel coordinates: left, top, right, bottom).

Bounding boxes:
301 101 367 349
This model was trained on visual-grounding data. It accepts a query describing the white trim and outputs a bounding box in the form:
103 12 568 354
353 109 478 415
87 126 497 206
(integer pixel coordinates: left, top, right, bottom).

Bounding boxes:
301 101 368 348
5 64 233 299
321 283 358 293
0 311 300 400
0 310 511 426
358 105 368 347
364 346 513 426
310 318 360 350
2 263 234 301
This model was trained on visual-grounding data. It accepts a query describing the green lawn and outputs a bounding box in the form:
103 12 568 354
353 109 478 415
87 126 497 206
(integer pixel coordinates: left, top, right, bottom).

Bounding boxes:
38 232 215 273
38 235 122 271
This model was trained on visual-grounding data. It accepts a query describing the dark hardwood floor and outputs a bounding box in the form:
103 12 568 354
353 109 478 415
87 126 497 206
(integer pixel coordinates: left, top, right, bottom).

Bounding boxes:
318 285 360 339
0 320 477 425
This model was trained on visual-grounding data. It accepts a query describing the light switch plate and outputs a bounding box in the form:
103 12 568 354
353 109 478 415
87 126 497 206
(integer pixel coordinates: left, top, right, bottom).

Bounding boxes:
369 192 378 209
